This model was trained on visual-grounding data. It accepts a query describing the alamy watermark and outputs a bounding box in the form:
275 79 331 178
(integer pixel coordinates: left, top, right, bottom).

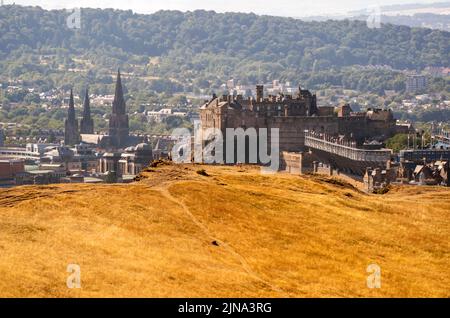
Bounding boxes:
366 5 381 29
170 120 280 173
66 8 81 30
366 264 381 289
67 264 81 289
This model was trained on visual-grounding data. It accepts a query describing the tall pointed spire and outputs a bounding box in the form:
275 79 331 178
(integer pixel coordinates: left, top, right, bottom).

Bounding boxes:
112 69 126 115
68 89 76 122
80 87 94 134
64 89 79 146
109 70 129 148
82 88 90 119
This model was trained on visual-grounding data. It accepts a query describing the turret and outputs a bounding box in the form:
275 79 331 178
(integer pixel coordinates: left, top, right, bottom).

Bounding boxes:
256 85 264 102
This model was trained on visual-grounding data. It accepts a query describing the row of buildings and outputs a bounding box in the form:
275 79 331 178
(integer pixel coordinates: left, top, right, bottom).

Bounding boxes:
364 149 450 192
0 140 158 186
0 70 172 187
222 74 431 97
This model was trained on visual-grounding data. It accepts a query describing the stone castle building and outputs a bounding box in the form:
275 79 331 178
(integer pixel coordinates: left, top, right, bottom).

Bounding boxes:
200 85 400 160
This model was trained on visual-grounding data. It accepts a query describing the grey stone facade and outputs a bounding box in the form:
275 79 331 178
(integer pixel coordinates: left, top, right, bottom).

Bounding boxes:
199 85 399 160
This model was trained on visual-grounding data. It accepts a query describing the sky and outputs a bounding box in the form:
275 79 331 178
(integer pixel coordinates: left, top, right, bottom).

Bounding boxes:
4 0 442 17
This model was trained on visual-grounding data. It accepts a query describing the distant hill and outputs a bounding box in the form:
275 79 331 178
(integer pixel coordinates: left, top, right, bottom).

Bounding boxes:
0 163 449 297
0 5 448 94
350 1 450 15
303 2 450 32
375 13 450 32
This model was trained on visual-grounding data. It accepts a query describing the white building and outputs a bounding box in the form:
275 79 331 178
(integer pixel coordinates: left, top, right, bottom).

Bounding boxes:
146 108 187 123
406 75 427 93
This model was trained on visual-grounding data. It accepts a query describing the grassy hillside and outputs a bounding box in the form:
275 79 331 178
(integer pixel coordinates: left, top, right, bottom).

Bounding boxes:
0 163 449 297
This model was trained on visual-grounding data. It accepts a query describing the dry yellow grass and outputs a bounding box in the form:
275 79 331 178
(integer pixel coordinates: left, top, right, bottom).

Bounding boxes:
0 163 448 298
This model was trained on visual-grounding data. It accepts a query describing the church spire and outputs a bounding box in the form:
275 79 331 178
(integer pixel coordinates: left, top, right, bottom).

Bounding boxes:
80 87 94 134
68 89 76 122
64 89 79 145
109 69 129 148
82 88 91 119
112 69 126 115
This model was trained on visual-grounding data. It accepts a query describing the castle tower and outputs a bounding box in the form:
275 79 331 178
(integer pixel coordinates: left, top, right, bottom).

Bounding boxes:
64 89 79 146
256 85 264 102
80 87 94 134
108 70 129 148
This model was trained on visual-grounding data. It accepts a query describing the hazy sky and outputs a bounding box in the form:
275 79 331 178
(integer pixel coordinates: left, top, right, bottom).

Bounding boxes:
5 0 441 17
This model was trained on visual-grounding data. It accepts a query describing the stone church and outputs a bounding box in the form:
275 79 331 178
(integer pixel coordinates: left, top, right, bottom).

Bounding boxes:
65 70 145 150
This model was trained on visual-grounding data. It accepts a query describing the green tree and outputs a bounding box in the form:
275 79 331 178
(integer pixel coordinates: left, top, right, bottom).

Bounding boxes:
386 134 409 152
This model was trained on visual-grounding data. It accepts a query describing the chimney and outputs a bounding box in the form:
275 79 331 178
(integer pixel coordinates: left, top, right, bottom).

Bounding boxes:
375 168 381 181
256 85 264 103
313 161 319 173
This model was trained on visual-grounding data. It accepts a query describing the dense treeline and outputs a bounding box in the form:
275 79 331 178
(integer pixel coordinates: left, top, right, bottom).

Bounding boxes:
0 5 449 94
1 6 448 67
